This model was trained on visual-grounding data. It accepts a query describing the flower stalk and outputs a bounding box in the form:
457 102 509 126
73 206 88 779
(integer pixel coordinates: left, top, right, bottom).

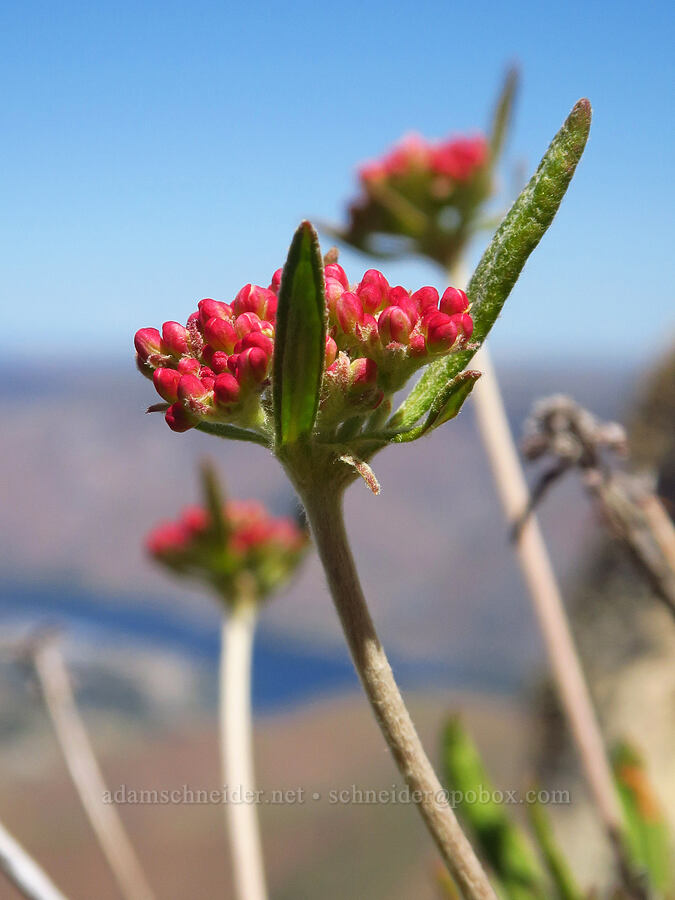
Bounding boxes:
0 816 70 900
220 585 267 900
298 478 497 900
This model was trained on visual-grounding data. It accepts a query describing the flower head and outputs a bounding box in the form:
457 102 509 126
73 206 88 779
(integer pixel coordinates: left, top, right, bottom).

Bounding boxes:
134 263 473 438
146 471 308 603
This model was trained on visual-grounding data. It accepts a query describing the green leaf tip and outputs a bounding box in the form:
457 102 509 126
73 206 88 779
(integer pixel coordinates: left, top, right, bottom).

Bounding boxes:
199 459 229 544
391 371 480 443
395 97 592 430
489 64 520 165
273 221 327 447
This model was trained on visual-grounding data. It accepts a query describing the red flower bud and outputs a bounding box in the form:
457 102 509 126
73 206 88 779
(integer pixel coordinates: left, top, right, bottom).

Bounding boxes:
325 276 346 314
204 316 237 353
146 521 190 555
269 268 282 292
161 321 189 357
324 263 349 289
210 351 230 373
214 372 241 409
378 306 413 345
235 331 274 357
233 284 277 320
178 357 201 375
165 403 196 433
425 312 458 350
182 506 209 535
411 286 439 314
450 312 473 340
198 298 232 327
153 367 182 403
350 357 378 387
177 374 211 414
134 328 163 364
325 335 338 367
336 291 364 334
439 287 469 316
234 312 264 338
235 347 269 386
356 270 390 314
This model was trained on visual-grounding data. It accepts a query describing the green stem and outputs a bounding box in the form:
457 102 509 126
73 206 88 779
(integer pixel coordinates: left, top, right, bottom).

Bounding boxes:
299 481 497 900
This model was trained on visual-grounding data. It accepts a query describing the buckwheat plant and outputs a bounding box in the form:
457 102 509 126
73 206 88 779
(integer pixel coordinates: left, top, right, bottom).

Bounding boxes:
146 464 307 900
134 99 590 899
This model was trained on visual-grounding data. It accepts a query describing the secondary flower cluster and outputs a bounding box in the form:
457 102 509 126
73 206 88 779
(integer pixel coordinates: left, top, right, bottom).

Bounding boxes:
134 265 473 434
147 500 307 600
359 133 488 187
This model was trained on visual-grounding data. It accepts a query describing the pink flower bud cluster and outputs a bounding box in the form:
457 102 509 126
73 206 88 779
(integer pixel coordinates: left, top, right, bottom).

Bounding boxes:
359 133 488 185
146 500 307 598
135 266 472 433
323 264 473 409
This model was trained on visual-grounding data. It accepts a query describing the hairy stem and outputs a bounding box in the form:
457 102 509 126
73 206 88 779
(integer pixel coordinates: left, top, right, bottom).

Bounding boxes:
220 598 268 900
0 817 69 900
300 483 496 900
32 640 155 900
469 343 643 896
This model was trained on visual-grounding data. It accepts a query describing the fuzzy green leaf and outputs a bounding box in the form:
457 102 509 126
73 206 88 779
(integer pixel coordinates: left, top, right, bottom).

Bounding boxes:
273 221 326 446
442 718 548 900
390 370 480 443
489 66 519 165
394 98 592 429
527 796 583 900
196 422 271 446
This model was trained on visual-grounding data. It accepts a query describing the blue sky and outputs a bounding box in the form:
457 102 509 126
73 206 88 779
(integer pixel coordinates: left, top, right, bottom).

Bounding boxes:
2 0 673 366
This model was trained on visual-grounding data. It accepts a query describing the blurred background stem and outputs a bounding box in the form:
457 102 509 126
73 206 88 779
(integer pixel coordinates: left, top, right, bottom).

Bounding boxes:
220 590 268 900
31 638 156 900
0 816 69 900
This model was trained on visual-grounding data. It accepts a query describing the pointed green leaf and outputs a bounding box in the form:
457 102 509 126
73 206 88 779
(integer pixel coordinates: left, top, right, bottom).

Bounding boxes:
394 98 592 430
273 221 326 446
527 795 583 900
199 460 229 545
442 718 548 899
196 422 271 446
489 66 519 165
612 743 675 893
390 370 480 443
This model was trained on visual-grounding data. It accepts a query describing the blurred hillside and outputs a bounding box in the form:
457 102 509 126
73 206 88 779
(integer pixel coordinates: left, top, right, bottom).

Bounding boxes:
0 359 637 696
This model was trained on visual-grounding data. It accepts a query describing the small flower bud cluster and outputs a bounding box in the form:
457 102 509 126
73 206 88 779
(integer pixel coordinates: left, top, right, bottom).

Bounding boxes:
146 500 308 599
135 267 472 434
359 133 488 188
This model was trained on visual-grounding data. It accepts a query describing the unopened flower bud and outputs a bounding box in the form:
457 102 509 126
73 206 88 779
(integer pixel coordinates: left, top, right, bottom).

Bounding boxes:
198 298 232 326
356 270 390 314
325 335 338 367
153 367 182 403
336 291 364 334
235 347 269 386
425 312 458 350
411 286 439 314
178 374 211 413
204 316 237 353
214 372 241 409
324 263 349 289
378 306 413 345
269 268 283 292
165 403 196 433
134 328 163 364
234 312 264 339
235 331 274 357
161 321 189 357
178 357 201 375
233 284 277 320
440 287 469 316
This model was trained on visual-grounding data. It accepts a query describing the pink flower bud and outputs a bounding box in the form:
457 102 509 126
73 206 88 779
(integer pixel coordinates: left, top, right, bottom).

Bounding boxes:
234 312 264 338
378 306 413 345
350 357 378 387
409 333 427 356
146 521 190 555
134 328 163 364
161 322 189 357
204 316 237 353
440 287 469 316
235 347 269 386
214 372 241 409
233 284 277 320
235 331 274 357
430 136 487 181
177 374 211 413
425 312 458 350
356 270 389 314
182 506 209 535
165 403 196 433
153 367 182 403
325 335 337 367
269 268 283 292
198 298 232 326
324 264 349 289
210 351 230 373
178 357 201 375
411 286 439 314
450 312 474 340
336 292 364 334
325 276 346 314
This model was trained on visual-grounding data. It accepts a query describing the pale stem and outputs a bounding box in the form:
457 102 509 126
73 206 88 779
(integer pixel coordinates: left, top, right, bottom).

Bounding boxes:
32 641 156 900
220 598 268 900
468 342 637 887
301 484 497 900
0 817 70 900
